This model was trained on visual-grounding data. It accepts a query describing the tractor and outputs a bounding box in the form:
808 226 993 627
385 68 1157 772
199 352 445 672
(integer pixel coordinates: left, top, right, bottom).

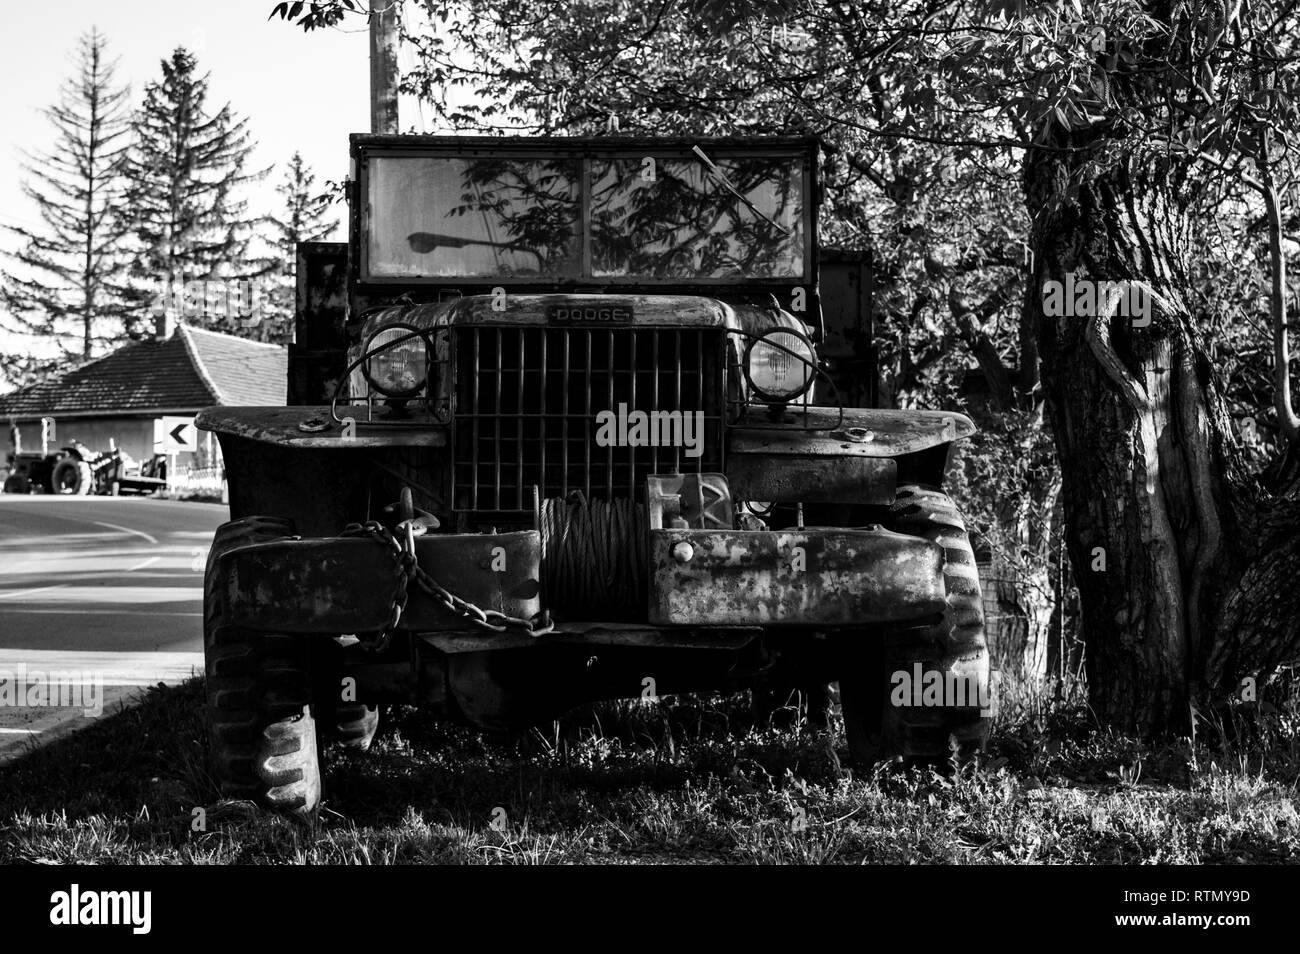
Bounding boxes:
197 134 991 815
2 440 167 495
3 441 100 495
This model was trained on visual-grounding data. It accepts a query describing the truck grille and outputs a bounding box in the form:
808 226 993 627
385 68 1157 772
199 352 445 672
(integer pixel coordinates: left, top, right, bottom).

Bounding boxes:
452 326 724 511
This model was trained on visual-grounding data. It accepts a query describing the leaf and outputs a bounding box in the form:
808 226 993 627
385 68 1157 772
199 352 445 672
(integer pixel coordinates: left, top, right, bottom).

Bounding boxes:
289 1 304 19
269 2 289 19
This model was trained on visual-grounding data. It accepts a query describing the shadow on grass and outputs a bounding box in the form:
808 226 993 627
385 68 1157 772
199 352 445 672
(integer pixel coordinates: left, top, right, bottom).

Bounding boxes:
0 674 1297 864
0 680 211 825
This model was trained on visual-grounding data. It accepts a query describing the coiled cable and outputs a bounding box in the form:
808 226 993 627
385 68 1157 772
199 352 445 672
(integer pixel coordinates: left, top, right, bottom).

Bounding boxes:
539 492 647 621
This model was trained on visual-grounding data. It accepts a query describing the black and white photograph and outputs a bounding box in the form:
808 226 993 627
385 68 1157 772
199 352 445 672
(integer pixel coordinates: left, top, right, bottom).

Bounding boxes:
0 0 1291 924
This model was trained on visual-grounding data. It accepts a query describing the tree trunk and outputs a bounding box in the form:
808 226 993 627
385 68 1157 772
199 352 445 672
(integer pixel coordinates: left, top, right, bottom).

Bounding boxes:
1024 139 1300 734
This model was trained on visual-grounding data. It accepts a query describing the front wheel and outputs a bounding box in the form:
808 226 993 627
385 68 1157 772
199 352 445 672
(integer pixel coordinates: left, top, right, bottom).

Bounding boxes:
839 484 992 766
204 518 322 816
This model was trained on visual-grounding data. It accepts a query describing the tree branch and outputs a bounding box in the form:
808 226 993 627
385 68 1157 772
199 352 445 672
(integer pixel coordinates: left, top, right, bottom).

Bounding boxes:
949 282 1016 410
1256 130 1300 446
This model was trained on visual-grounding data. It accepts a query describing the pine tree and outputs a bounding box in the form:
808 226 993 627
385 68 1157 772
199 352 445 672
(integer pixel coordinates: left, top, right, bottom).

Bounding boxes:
270 152 337 267
0 28 132 386
119 47 265 338
255 151 338 343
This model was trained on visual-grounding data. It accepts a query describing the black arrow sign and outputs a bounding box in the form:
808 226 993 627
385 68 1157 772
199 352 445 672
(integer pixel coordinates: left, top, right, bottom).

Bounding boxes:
170 423 190 447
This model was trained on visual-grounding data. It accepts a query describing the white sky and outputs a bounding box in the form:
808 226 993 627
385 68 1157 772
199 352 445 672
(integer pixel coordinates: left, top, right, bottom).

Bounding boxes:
0 1 498 385
0 0 375 250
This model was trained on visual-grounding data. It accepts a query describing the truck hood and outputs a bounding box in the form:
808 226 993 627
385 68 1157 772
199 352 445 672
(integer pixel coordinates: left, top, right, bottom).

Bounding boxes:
355 292 808 342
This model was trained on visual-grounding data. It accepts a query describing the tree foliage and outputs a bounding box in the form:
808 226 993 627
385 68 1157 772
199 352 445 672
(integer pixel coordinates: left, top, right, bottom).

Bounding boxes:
254 151 338 342
119 47 266 338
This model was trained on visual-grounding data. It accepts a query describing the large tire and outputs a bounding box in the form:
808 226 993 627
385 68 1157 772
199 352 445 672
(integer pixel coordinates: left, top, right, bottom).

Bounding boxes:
52 458 93 495
204 517 322 816
312 637 380 751
331 703 380 750
840 484 991 766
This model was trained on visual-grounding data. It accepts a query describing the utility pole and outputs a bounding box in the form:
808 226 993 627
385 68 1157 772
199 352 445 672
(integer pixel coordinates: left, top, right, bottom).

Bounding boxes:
370 1 400 134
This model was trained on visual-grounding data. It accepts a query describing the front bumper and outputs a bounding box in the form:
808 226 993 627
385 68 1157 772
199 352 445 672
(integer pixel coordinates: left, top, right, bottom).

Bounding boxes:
648 528 945 625
215 526 946 639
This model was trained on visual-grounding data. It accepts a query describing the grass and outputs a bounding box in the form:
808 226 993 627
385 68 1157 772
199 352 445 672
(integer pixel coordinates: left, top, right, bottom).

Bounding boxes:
0 673 1297 864
155 489 224 504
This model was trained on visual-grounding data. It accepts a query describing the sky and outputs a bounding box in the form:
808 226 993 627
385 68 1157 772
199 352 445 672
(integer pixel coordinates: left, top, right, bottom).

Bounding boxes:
0 0 376 249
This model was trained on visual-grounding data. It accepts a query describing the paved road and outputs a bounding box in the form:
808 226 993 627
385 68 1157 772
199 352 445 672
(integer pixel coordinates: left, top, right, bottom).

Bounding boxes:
0 496 227 759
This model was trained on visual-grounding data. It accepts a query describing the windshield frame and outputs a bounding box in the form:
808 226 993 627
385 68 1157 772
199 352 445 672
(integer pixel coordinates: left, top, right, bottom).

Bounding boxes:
353 135 817 288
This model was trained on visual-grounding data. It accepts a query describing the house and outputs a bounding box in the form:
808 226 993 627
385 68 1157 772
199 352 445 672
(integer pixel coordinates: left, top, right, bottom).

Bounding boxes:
0 319 286 467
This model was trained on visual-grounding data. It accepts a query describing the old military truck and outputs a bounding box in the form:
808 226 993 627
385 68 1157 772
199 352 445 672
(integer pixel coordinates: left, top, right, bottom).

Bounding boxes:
197 135 991 815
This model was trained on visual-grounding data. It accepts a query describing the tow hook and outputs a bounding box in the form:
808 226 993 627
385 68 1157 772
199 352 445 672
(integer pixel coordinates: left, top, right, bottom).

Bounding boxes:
384 486 440 536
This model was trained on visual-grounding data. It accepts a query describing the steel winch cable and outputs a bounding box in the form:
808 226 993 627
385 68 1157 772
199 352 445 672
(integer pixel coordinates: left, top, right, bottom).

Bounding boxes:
538 493 648 620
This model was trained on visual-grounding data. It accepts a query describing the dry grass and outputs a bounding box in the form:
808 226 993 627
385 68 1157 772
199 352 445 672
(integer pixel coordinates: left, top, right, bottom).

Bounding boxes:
0 671 1297 864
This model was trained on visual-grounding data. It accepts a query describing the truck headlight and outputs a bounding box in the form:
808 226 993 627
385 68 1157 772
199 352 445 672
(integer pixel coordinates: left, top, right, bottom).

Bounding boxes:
364 324 428 396
743 329 815 402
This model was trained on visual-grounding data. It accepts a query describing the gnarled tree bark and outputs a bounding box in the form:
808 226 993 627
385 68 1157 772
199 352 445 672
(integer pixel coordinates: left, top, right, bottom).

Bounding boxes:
1025 138 1300 734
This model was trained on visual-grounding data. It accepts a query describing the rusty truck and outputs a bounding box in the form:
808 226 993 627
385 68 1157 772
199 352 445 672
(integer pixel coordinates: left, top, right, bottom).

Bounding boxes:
198 135 991 815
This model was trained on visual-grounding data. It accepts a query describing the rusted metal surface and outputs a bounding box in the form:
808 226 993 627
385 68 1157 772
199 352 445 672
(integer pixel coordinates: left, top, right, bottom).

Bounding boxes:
449 294 733 328
728 406 975 458
218 531 541 633
217 434 378 538
648 528 946 626
197 406 448 448
288 242 350 406
817 249 875 408
421 626 759 654
349 292 806 357
220 538 395 632
725 454 896 505
647 473 734 529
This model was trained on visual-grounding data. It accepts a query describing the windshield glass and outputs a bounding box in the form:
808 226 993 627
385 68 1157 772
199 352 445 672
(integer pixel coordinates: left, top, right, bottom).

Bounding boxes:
590 156 803 279
367 157 583 279
365 151 807 282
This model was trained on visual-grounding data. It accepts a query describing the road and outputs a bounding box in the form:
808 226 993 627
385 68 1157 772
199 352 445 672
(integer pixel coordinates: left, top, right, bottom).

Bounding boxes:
0 496 227 760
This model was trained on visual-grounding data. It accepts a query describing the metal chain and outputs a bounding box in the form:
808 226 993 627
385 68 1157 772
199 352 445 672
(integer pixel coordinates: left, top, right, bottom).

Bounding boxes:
340 521 405 652
341 521 553 649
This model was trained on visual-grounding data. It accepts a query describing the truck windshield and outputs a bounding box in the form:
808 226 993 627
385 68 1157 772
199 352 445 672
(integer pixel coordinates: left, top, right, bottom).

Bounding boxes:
368 157 583 279
590 155 802 279
365 152 806 282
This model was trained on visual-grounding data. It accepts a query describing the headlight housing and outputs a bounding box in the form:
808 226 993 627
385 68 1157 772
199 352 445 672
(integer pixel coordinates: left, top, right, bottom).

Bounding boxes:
363 324 429 397
743 329 815 403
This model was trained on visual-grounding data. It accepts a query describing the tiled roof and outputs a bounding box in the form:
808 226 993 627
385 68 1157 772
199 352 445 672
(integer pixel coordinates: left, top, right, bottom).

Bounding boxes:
180 325 286 407
0 325 286 418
